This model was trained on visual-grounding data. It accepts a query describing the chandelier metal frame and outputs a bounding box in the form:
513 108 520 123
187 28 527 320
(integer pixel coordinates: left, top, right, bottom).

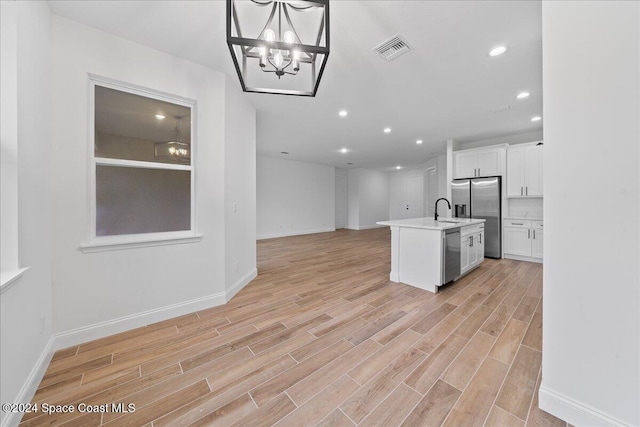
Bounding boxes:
226 0 330 97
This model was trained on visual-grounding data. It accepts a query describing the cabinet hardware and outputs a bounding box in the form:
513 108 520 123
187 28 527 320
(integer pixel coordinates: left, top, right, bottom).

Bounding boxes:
478 168 480 176
512 222 524 225
528 229 531 239
470 236 473 247
533 229 536 239
526 186 528 195
521 187 523 196
479 233 482 244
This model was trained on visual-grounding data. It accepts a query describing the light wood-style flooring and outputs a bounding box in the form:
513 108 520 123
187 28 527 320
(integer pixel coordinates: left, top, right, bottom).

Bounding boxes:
21 228 567 426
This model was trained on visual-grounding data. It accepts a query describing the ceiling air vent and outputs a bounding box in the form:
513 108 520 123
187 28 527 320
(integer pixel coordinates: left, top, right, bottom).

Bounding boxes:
373 35 412 61
491 104 512 113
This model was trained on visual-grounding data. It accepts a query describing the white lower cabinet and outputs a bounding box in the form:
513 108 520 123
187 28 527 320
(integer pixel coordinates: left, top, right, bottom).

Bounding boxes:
531 224 543 258
503 220 543 261
461 225 485 274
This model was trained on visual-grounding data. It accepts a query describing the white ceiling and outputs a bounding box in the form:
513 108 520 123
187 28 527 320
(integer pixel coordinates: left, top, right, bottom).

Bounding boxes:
48 0 542 171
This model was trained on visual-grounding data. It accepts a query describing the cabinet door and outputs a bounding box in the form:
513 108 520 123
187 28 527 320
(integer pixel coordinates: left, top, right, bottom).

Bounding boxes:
454 151 478 179
477 231 485 262
460 236 470 273
477 148 502 177
532 228 543 258
524 145 543 196
503 226 532 256
468 234 479 267
507 148 526 197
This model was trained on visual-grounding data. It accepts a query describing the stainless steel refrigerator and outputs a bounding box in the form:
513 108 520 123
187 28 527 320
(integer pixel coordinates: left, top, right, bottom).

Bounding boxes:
451 177 502 258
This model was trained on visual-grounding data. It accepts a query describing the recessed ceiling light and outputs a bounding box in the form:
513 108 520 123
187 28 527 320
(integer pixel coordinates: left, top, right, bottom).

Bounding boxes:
489 46 507 57
155 114 165 120
531 116 542 122
347 162 353 165
339 110 348 117
384 127 391 133
340 148 348 153
517 92 530 99
416 139 423 145
396 165 402 170
280 151 289 154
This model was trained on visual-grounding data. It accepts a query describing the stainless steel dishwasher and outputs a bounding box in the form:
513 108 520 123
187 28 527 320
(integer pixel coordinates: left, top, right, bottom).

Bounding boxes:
443 229 461 284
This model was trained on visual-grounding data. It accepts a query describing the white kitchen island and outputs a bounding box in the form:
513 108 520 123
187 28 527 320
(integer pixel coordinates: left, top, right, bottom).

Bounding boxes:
376 217 486 293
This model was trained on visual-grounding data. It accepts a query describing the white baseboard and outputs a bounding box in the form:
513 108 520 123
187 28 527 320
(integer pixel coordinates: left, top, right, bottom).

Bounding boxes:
358 224 387 230
1 337 54 427
51 291 227 351
390 272 399 282
226 268 257 301
347 224 387 231
257 227 335 240
539 384 629 427
504 253 543 264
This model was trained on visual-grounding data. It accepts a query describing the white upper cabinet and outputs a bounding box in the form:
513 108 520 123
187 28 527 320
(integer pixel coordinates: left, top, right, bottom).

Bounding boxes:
507 143 543 197
453 145 506 179
455 151 478 179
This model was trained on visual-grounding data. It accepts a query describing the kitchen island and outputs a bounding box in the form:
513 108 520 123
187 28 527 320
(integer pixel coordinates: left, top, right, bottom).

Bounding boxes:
376 217 486 293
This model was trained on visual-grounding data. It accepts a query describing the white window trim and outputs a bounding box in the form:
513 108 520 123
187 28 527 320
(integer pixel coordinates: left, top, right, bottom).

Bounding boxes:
83 74 199 252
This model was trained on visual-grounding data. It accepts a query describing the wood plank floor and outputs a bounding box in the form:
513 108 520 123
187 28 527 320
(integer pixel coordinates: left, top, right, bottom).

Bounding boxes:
21 228 567 426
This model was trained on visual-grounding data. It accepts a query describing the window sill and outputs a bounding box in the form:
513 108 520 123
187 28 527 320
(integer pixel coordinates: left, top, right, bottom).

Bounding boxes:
80 233 203 253
0 267 30 294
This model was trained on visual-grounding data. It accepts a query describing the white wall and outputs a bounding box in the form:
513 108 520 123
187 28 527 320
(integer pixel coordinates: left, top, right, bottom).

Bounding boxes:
347 168 389 229
257 156 335 239
0 2 53 426
540 2 640 426
224 79 257 298
335 168 347 228
49 16 256 337
347 169 359 229
0 0 19 274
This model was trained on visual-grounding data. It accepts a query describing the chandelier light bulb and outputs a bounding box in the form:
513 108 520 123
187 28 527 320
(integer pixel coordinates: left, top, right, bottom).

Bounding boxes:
292 50 300 60
264 29 276 43
273 51 284 68
283 31 295 44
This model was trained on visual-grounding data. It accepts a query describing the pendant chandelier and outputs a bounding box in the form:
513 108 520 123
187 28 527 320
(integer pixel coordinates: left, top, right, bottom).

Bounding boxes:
226 0 330 97
154 117 190 163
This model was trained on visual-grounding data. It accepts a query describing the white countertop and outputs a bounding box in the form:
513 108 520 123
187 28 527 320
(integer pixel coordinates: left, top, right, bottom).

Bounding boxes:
376 217 486 231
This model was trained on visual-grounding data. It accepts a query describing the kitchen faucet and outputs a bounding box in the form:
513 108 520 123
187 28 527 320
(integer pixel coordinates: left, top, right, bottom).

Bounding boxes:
434 198 451 221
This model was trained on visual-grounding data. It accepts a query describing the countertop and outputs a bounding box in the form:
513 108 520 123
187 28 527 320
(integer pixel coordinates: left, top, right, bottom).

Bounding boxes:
376 217 486 231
